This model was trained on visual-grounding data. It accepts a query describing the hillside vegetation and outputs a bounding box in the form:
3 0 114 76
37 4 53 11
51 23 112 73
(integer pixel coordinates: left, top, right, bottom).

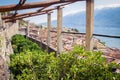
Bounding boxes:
9 34 120 80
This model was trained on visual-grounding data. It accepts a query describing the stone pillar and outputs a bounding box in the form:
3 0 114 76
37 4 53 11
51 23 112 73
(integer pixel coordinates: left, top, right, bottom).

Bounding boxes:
57 6 63 55
47 12 52 53
85 0 94 51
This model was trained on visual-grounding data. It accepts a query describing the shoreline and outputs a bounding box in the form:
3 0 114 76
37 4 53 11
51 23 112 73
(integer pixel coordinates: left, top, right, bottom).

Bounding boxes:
28 26 120 64
95 36 120 49
29 26 120 51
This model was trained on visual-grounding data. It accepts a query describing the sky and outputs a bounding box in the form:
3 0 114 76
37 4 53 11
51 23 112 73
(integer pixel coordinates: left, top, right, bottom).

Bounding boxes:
0 0 120 24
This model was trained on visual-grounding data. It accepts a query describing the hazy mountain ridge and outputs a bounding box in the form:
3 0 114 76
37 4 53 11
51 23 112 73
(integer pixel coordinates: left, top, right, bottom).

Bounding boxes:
51 7 120 28
41 7 120 49
58 7 120 49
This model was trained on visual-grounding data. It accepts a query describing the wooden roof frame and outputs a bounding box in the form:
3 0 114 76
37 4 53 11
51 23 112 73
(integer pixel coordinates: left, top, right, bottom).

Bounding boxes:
2 1 76 22
0 0 94 52
3 7 57 20
0 0 85 12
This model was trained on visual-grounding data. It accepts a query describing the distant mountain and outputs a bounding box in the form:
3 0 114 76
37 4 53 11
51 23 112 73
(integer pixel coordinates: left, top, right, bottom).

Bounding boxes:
41 7 120 49
51 7 120 29
94 7 120 27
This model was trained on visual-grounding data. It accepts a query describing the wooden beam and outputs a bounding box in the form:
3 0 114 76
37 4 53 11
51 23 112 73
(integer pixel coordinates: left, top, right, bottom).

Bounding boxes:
2 11 38 20
47 12 52 53
2 1 78 20
2 7 57 20
57 6 63 55
85 0 94 51
5 12 47 23
56 1 74 7
0 0 84 12
37 6 50 12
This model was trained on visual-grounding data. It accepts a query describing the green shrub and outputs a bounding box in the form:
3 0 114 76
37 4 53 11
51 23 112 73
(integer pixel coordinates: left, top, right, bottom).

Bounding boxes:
11 34 41 53
9 44 120 80
10 35 120 80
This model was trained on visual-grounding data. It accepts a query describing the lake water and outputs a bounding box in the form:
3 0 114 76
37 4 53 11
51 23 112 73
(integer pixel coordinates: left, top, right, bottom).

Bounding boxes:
50 7 120 49
66 25 120 49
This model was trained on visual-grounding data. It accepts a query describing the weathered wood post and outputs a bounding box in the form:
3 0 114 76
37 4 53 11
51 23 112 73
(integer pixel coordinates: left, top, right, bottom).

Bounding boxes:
39 27 42 48
57 6 63 55
0 13 2 29
15 20 19 34
2 13 6 30
26 21 29 37
85 0 94 51
47 12 52 53
37 28 40 39
0 13 5 31
5 12 8 29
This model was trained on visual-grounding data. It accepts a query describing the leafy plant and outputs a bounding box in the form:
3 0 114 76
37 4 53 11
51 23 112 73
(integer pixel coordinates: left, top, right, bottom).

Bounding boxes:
11 34 41 53
10 35 120 80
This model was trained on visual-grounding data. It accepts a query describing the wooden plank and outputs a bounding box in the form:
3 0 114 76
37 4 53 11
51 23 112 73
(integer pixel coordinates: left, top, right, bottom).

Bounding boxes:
47 12 52 52
85 0 94 51
37 6 50 12
0 0 84 12
57 6 63 55
2 7 57 20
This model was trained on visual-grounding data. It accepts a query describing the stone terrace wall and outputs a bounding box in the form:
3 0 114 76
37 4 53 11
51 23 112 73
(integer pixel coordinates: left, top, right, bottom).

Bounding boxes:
0 15 19 79
27 36 57 54
0 21 19 60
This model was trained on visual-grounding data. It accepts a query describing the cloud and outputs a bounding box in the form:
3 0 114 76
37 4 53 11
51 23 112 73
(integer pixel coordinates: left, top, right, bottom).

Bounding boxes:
26 3 120 24
63 9 85 16
95 3 120 10
63 3 120 17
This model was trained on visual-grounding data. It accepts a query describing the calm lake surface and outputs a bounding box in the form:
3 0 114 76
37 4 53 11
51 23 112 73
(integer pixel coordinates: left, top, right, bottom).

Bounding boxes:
66 25 120 49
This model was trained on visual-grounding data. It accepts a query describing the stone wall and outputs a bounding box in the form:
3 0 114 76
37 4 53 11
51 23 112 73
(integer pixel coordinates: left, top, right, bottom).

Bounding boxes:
0 32 6 61
0 56 9 80
27 36 57 54
0 13 19 80
0 21 19 60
